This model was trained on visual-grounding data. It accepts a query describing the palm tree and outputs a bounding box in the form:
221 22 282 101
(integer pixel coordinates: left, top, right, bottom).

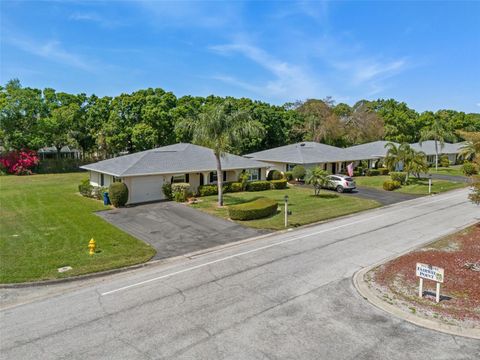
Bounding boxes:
305 167 332 196
419 114 454 171
177 102 263 206
410 151 429 179
457 131 480 164
384 142 416 182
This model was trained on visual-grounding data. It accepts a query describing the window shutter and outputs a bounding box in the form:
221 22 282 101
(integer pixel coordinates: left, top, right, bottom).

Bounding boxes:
185 174 189 183
210 172 214 183
223 171 227 182
258 168 262 180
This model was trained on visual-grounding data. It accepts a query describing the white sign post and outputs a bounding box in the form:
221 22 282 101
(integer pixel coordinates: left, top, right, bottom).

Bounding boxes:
416 263 444 303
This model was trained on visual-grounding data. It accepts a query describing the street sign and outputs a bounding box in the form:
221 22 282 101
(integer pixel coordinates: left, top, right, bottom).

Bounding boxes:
416 263 444 283
416 262 445 303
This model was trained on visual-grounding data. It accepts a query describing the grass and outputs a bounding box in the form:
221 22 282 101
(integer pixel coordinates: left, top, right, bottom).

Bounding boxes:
190 186 380 230
354 175 466 195
430 165 465 177
0 173 155 283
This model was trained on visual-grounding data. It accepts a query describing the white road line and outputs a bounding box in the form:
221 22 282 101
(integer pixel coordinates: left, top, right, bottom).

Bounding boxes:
101 191 466 296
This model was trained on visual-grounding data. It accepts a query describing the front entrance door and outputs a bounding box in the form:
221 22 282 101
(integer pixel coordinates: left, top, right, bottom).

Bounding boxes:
332 163 336 174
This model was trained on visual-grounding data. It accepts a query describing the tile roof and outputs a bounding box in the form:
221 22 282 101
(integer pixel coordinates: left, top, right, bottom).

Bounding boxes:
81 143 266 177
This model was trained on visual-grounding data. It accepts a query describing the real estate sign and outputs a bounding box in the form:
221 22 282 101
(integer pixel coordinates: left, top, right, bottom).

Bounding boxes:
416 263 444 283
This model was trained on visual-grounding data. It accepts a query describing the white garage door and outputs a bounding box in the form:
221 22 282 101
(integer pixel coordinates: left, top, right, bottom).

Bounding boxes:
130 175 165 204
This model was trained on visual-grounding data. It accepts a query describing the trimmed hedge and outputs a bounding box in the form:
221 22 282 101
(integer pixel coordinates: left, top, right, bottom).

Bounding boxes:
383 180 401 191
109 182 129 207
228 197 278 221
270 179 288 189
462 162 478 176
198 184 218 196
172 183 192 202
229 182 243 192
379 168 390 175
246 180 272 191
390 171 407 184
267 170 283 180
366 169 380 176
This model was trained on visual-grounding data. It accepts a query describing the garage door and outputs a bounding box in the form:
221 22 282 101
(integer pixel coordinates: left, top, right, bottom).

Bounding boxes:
130 175 165 204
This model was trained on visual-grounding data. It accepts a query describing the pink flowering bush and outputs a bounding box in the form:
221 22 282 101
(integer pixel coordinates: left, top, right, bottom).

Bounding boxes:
0 150 39 175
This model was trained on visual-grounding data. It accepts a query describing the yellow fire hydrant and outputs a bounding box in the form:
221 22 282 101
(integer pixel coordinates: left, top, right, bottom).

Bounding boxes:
88 238 96 256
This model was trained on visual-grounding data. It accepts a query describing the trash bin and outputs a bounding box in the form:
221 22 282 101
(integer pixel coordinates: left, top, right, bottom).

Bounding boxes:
103 192 111 205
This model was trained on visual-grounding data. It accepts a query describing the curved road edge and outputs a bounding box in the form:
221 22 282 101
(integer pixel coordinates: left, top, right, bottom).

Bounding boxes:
353 265 480 340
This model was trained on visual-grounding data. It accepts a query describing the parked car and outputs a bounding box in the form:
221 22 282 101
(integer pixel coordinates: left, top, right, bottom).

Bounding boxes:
325 174 356 193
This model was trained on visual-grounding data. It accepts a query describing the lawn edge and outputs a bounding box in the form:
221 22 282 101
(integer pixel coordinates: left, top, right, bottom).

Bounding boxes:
353 222 480 340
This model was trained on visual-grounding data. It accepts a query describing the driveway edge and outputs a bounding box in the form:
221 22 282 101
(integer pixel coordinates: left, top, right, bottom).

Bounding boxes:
353 266 480 340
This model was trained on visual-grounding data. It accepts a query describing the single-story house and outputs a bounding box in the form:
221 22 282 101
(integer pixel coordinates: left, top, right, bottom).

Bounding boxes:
38 146 81 159
343 141 400 168
245 142 353 175
81 143 268 204
410 141 465 165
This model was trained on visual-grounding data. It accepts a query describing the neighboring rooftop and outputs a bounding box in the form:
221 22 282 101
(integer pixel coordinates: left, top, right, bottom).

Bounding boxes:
410 140 466 155
344 141 400 161
245 142 351 164
81 143 266 177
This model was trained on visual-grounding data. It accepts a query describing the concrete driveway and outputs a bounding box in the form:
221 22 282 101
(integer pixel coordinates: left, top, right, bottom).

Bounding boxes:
346 186 420 205
97 201 266 260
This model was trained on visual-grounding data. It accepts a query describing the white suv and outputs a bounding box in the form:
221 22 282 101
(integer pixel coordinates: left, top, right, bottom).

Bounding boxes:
325 174 356 193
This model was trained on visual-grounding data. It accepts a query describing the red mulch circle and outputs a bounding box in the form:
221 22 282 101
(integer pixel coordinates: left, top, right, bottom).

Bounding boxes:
372 223 480 323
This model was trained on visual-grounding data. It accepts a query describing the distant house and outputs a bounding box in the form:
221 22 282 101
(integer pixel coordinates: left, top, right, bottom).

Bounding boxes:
410 141 465 165
81 143 267 204
245 142 354 175
343 141 400 168
38 146 81 159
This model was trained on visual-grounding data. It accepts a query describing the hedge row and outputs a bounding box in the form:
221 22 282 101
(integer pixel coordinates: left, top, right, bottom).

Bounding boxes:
197 180 287 196
228 197 278 221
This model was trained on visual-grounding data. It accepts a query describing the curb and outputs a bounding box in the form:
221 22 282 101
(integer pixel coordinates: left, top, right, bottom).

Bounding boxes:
353 265 480 340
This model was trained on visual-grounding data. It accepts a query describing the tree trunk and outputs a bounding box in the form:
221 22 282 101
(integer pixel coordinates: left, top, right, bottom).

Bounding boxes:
215 153 223 207
434 139 438 171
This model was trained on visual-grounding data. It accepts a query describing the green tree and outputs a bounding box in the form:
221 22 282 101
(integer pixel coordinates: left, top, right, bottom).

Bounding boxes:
419 113 454 170
131 123 157 151
384 142 416 182
305 167 332 196
41 103 79 158
458 131 480 164
177 101 263 206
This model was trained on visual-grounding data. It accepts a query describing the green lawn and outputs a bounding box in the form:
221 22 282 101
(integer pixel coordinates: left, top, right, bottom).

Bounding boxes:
0 173 155 283
355 175 466 195
430 165 465 177
190 186 380 230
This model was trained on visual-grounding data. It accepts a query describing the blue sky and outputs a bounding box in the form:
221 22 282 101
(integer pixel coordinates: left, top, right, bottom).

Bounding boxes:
1 1 479 112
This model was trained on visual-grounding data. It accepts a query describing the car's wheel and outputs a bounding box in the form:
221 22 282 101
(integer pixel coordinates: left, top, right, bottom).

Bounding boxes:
336 186 344 193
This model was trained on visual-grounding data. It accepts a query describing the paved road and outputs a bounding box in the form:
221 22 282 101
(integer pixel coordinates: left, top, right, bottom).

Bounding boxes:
1 189 479 360
97 201 265 260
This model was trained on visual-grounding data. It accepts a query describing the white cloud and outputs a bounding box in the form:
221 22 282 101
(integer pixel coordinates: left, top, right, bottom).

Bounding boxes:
69 12 125 28
5 35 93 71
209 41 324 100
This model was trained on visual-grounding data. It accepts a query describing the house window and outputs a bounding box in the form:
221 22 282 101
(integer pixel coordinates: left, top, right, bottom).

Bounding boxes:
171 174 188 183
209 171 225 183
247 168 260 181
286 164 296 171
100 173 104 186
113 176 122 183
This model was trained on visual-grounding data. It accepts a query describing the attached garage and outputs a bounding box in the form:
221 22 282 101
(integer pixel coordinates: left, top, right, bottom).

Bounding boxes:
126 175 165 204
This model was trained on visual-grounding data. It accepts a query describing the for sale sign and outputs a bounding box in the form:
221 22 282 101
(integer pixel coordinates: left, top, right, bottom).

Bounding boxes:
416 263 444 283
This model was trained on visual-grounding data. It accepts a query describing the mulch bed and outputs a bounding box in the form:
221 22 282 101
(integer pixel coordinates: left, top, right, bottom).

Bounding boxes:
368 223 480 327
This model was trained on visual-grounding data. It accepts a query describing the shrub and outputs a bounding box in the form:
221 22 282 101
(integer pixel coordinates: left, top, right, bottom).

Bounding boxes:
383 180 401 191
267 170 283 181
270 179 288 189
229 182 243 192
390 171 407 184
198 184 218 197
440 154 450 167
292 165 306 180
109 182 129 207
78 178 93 197
462 162 478 176
92 186 108 200
246 180 272 191
284 171 293 181
366 169 380 176
162 183 173 200
0 149 39 175
238 171 250 191
171 183 192 202
228 197 278 221
379 168 390 175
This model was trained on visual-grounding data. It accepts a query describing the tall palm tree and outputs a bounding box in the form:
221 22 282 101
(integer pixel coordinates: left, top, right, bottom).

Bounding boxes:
384 142 416 182
410 151 429 178
419 114 454 171
177 102 263 206
457 131 480 164
305 167 332 196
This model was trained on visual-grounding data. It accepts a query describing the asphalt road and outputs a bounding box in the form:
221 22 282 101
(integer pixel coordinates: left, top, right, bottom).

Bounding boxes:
1 189 479 360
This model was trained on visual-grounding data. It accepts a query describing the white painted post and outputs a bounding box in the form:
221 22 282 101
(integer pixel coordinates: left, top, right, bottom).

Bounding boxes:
436 282 441 303
428 174 432 194
284 201 288 228
418 278 423 298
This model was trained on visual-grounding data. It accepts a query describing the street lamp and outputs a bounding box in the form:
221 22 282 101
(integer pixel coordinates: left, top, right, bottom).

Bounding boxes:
284 195 289 228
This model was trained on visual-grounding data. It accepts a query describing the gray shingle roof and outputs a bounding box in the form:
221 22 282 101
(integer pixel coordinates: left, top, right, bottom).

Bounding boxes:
410 141 464 155
80 143 267 177
245 142 352 164
343 141 400 160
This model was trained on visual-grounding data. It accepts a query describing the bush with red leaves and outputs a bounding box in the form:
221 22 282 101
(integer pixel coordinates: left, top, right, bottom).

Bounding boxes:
0 150 39 175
